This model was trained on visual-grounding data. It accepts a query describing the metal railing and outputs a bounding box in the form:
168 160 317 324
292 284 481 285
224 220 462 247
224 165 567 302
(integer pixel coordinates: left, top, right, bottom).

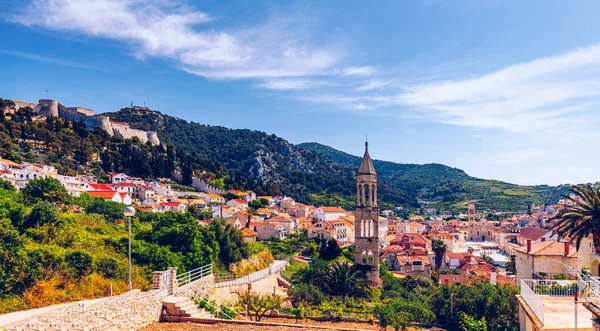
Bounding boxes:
522 279 577 296
176 264 213 287
214 260 288 288
520 279 546 324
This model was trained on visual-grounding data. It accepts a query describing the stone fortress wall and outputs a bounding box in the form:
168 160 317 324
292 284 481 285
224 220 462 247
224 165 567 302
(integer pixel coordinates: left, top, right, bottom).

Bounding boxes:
29 99 160 145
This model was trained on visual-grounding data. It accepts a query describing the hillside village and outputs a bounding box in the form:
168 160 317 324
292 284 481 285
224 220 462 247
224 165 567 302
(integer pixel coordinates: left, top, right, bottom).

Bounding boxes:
2 98 600 330
2 152 597 285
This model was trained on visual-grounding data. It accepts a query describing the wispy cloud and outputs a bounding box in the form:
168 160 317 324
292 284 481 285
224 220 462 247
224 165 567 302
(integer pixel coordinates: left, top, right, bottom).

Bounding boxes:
12 0 346 80
256 78 335 90
0 49 99 70
398 44 600 132
354 80 389 92
342 66 376 76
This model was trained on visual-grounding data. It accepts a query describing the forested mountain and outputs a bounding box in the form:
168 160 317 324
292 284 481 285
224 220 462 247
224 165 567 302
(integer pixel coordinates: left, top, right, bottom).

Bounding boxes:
0 98 571 212
107 107 568 212
105 108 412 208
298 142 571 212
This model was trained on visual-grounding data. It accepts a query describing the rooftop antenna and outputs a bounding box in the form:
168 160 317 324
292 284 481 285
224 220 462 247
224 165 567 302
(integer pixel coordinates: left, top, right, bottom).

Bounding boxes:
45 89 49 99
144 100 146 107
130 101 133 108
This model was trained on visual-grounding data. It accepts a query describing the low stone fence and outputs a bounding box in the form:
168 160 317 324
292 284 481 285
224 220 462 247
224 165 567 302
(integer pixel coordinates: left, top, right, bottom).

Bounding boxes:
5 289 162 331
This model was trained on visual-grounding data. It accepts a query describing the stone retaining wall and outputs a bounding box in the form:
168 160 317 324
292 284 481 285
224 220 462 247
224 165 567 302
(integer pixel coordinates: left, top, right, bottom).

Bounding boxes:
174 274 215 298
6 290 162 331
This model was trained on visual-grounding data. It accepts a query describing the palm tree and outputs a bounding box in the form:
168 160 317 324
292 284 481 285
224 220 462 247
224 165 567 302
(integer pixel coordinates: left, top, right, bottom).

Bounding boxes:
290 258 328 286
550 184 600 249
432 239 446 270
322 261 371 299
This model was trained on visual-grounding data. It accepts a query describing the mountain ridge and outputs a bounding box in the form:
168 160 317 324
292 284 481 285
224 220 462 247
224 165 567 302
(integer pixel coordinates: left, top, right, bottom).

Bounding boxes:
105 108 568 212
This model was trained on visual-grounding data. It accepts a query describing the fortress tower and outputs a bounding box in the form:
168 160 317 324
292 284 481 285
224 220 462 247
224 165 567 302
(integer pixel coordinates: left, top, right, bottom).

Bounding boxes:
354 141 380 287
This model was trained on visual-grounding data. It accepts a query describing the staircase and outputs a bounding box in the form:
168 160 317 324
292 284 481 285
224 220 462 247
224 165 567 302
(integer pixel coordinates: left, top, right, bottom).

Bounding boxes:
163 296 214 319
277 275 292 288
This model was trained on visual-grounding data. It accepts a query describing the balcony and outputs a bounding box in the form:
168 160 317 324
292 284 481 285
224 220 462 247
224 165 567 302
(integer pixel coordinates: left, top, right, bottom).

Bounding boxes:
519 279 592 330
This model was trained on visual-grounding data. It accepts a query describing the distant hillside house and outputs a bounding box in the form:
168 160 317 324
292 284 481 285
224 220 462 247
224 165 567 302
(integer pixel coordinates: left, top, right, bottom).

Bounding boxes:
314 206 346 221
88 191 132 205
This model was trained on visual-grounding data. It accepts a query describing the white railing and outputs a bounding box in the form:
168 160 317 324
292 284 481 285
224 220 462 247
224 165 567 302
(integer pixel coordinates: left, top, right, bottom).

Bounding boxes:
521 279 546 324
214 260 288 288
522 279 577 296
176 264 212 287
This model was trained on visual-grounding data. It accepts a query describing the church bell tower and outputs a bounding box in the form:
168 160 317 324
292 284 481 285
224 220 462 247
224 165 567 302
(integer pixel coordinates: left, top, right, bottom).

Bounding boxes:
354 141 380 287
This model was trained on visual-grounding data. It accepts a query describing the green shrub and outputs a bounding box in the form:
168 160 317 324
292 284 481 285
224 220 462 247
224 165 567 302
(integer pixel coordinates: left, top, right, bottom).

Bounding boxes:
65 251 93 278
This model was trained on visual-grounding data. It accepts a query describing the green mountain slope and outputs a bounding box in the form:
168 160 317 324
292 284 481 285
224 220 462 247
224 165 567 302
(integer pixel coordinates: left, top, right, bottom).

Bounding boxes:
297 142 571 212
104 108 414 208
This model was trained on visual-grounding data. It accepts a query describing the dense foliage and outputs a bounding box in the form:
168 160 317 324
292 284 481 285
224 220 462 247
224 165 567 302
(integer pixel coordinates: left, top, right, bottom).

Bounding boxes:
287 258 519 331
550 184 600 249
0 178 248 313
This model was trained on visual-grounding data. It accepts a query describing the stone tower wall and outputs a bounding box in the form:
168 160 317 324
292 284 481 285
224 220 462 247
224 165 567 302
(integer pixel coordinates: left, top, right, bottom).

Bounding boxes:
36 99 60 117
27 99 159 145
354 206 380 286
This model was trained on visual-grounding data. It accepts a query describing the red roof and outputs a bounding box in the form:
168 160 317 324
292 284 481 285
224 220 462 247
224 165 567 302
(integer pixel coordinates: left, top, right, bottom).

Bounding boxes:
161 202 181 207
118 192 128 199
233 199 247 203
88 191 117 199
446 252 472 260
88 183 115 191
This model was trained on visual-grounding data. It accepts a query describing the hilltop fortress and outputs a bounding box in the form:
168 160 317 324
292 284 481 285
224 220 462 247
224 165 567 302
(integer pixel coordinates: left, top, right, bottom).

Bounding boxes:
10 99 159 145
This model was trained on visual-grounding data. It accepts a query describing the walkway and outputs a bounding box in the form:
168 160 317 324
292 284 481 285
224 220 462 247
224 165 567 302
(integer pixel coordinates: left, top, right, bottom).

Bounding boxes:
0 297 109 328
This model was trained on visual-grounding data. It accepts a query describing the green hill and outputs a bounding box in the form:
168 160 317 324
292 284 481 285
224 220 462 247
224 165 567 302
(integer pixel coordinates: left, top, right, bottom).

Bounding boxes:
0 98 571 212
297 142 571 212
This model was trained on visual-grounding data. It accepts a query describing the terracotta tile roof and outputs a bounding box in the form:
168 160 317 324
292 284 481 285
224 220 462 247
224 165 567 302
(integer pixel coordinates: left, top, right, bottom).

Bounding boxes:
319 206 346 213
240 227 257 237
518 227 550 240
446 252 472 259
0 158 20 167
515 240 577 257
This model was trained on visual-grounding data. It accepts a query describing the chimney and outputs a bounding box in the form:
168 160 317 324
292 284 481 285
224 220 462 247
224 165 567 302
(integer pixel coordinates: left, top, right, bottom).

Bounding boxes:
527 239 532 253
491 269 497 286
541 237 546 242
564 242 570 256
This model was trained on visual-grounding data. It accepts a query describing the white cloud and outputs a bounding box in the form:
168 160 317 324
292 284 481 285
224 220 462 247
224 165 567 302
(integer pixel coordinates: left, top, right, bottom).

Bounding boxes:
398 44 600 132
354 80 389 91
342 66 375 76
256 78 324 90
13 0 343 80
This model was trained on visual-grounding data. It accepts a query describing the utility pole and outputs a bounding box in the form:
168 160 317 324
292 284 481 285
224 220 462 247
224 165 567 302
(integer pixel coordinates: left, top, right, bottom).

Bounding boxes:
451 293 454 319
124 206 136 291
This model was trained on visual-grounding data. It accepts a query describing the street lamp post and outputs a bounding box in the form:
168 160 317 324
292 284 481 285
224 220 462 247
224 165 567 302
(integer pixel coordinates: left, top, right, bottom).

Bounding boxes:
123 206 136 291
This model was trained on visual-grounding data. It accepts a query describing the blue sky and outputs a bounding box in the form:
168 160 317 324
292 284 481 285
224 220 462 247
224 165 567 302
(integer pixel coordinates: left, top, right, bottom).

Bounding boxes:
1 0 600 186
